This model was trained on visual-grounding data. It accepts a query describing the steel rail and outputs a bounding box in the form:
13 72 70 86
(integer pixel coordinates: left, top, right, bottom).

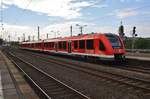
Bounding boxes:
7 52 90 99
17 50 150 94
6 53 52 99
117 66 150 75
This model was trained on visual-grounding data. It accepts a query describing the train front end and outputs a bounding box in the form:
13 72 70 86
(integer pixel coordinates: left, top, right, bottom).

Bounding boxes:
104 33 126 61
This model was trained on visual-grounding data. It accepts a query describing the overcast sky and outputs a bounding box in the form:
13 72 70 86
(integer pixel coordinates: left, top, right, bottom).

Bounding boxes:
0 0 150 41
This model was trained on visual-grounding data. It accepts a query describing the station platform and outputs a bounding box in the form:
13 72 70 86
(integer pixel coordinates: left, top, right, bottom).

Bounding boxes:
126 52 150 61
0 50 39 99
126 56 150 61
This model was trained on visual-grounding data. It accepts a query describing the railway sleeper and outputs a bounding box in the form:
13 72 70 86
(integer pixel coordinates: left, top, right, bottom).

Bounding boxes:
52 93 80 99
46 87 66 92
48 90 74 96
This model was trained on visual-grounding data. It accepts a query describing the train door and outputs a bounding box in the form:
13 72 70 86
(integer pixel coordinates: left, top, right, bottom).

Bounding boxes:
55 42 58 52
42 40 44 51
68 41 72 53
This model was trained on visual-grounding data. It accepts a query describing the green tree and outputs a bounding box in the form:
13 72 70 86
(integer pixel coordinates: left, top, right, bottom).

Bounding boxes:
135 38 150 49
125 37 150 49
0 39 3 45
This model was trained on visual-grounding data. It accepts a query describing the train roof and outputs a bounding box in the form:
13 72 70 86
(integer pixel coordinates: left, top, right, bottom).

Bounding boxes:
44 33 117 42
20 40 43 44
45 33 102 42
20 33 117 44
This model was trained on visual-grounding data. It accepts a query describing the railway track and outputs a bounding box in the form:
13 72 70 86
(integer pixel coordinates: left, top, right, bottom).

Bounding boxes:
7 49 150 95
117 66 150 75
16 49 150 75
6 51 90 99
20 48 150 75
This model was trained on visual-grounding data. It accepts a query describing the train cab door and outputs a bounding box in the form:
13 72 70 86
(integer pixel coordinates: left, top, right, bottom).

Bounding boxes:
68 41 72 53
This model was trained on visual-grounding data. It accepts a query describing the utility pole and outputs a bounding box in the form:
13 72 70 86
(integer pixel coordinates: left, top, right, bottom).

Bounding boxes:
118 21 125 38
80 27 83 35
55 32 56 38
18 37 20 42
32 35 34 41
8 35 10 42
47 33 48 39
70 25 72 37
28 35 30 41
38 26 40 40
23 33 25 41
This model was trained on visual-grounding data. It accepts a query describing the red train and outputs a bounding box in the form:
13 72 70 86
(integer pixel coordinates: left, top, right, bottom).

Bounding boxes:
20 33 126 61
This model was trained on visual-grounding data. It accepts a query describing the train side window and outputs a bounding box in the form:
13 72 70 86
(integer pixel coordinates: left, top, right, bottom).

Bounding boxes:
74 41 78 49
99 40 106 51
58 42 62 49
31 44 33 47
37 43 39 47
49 42 51 48
33 44 35 48
46 43 49 48
44 43 46 47
44 43 48 48
52 42 54 48
86 39 94 49
39 43 41 47
47 42 51 48
35 43 38 47
63 41 66 49
79 40 85 49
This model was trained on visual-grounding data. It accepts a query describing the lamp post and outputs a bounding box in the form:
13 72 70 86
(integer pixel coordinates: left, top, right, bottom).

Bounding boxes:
50 30 60 38
47 33 52 39
70 25 72 37
28 35 30 41
37 26 40 40
23 33 25 42
76 24 87 35
47 33 48 39
18 37 20 42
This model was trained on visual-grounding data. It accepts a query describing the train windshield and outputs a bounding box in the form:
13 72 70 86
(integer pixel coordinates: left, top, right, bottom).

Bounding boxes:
105 34 121 48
